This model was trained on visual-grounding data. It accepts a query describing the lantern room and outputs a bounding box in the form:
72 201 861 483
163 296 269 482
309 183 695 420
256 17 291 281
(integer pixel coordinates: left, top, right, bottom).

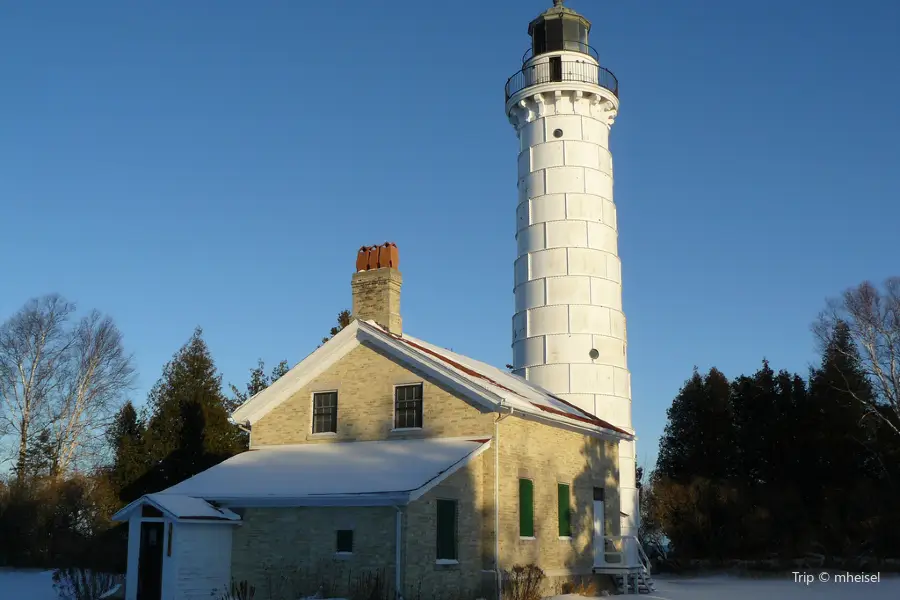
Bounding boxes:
526 0 593 61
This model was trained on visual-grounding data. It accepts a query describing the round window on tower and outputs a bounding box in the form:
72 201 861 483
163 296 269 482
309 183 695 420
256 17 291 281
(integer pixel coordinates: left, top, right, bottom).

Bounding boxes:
553 128 564 138
589 348 600 360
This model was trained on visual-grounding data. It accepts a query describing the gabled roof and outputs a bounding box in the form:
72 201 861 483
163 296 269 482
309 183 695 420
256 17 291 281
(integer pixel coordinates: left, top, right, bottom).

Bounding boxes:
142 437 491 508
112 493 241 523
231 320 632 440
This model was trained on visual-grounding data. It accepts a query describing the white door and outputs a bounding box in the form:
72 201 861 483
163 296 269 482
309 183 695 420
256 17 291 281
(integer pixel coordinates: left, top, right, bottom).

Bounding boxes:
592 487 605 567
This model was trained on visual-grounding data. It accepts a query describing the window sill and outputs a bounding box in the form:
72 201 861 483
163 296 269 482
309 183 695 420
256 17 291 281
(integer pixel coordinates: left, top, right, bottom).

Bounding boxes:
390 427 423 433
519 536 536 541
309 432 337 438
435 559 459 566
334 552 353 560
558 536 573 541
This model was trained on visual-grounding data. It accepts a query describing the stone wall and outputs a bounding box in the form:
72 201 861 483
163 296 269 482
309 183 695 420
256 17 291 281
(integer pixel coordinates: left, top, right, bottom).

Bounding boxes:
251 343 496 446
231 506 398 599
243 341 622 598
491 417 620 594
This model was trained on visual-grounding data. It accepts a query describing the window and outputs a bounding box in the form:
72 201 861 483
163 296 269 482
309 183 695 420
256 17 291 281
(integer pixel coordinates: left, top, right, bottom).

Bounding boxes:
519 479 534 537
394 384 423 429
436 499 457 561
558 483 572 537
336 529 353 553
312 392 338 434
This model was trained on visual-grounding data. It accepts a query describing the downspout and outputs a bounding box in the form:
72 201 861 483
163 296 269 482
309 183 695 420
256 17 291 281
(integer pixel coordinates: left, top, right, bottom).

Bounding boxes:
494 404 513 600
394 506 403 600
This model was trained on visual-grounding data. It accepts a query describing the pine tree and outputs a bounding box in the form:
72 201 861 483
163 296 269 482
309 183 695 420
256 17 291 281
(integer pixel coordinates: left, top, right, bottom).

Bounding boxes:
657 367 734 483
227 359 290 413
806 320 878 554
321 309 352 345
731 359 780 485
107 401 146 504
139 328 244 494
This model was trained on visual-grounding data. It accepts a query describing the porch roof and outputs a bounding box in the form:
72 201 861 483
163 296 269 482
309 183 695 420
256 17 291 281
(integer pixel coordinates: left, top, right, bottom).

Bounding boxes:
112 493 242 523
147 437 491 508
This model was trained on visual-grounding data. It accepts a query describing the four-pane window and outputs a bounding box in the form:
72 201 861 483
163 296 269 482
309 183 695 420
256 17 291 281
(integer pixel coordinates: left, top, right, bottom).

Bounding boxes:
394 383 424 429
312 392 338 434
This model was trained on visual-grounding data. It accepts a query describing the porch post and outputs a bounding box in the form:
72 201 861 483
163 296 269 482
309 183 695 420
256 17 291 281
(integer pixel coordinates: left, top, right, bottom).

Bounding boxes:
125 515 140 600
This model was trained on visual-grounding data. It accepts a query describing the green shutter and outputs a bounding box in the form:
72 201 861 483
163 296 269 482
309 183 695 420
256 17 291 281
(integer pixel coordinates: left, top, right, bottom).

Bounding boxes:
436 499 458 560
557 483 571 537
519 479 534 537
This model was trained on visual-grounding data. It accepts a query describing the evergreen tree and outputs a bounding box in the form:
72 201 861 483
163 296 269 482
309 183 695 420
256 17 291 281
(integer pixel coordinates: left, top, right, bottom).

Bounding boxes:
15 429 58 480
731 359 780 485
107 401 146 504
321 309 352 345
227 359 290 413
657 367 734 483
138 328 244 495
806 320 878 554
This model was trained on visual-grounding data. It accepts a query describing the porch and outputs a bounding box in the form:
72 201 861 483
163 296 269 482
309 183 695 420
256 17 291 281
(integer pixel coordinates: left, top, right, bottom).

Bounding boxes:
593 535 656 595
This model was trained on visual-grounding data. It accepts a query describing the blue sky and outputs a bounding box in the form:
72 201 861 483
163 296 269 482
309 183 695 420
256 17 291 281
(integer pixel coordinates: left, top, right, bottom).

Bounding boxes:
2 0 898 471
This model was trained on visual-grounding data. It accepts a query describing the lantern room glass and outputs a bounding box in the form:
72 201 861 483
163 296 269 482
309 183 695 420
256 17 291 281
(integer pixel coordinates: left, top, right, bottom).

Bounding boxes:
531 15 590 57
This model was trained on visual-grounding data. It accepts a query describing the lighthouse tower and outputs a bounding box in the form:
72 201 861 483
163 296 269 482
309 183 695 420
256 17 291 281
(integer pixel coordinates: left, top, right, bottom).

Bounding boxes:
505 1 638 542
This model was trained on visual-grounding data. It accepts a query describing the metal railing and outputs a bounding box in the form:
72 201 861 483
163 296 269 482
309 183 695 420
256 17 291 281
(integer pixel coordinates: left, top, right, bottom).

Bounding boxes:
505 59 618 102
522 42 600 63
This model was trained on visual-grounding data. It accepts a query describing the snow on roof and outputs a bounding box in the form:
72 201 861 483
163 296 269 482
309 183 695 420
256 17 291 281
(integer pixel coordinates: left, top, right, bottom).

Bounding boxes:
145 494 241 521
157 437 491 507
112 493 241 522
392 329 631 436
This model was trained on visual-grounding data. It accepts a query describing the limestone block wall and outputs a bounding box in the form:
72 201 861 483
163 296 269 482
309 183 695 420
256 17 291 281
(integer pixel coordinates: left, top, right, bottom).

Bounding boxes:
251 343 495 447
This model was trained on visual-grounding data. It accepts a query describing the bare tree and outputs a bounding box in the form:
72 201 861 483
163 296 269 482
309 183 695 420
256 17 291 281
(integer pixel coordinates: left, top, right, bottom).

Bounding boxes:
0 295 134 479
0 295 75 480
49 311 135 472
814 277 900 437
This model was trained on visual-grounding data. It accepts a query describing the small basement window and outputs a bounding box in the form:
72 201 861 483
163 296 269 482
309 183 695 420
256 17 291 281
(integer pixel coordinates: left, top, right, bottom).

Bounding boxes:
312 391 338 434
394 384 423 429
336 529 353 554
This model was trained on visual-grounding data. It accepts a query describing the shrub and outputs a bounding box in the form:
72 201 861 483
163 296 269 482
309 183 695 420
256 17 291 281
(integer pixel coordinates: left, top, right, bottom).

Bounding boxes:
503 564 545 600
52 568 122 600
217 579 256 600
349 568 393 600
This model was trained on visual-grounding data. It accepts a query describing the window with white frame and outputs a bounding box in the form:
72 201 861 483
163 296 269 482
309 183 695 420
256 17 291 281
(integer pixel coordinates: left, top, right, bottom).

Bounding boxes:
312 392 338 434
394 383 423 429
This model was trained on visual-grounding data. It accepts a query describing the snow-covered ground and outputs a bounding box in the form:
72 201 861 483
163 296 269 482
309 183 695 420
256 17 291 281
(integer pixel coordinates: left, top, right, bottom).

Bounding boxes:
3 569 898 600
646 573 900 599
0 569 57 600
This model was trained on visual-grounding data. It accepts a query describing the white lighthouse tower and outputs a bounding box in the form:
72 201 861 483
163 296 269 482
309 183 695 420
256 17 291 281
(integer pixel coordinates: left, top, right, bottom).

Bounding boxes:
505 0 638 544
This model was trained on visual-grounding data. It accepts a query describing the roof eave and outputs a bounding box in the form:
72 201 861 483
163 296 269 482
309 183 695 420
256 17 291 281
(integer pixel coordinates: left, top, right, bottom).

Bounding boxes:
357 322 504 411
232 320 363 424
514 408 633 441
206 493 412 508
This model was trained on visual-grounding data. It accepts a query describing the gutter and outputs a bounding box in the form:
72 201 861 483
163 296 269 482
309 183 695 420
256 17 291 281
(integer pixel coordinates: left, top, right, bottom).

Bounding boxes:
494 403 513 600
394 506 403 600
